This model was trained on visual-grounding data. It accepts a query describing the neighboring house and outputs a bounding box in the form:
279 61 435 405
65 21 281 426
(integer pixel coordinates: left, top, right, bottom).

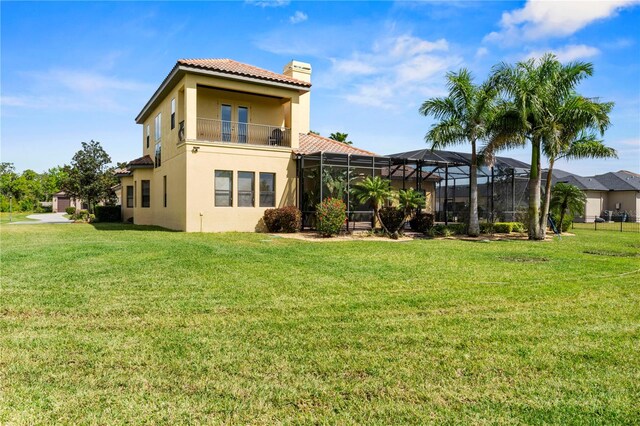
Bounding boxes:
52 191 83 213
548 169 640 222
117 58 391 232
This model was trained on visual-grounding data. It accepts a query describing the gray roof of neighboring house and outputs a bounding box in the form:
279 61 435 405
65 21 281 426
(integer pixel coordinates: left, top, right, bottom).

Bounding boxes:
592 171 640 191
545 169 640 191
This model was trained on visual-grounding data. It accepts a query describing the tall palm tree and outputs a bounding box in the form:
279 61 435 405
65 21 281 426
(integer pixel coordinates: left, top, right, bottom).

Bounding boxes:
550 183 587 233
488 54 594 240
419 69 496 237
539 95 615 232
352 176 392 234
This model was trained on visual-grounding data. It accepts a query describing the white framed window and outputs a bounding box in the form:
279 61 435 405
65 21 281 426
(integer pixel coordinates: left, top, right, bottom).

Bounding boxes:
146 124 150 148
171 98 176 130
237 172 255 207
215 170 233 207
155 112 162 141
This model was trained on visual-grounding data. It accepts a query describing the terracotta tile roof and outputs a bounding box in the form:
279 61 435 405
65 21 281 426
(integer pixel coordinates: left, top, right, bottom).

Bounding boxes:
297 133 378 156
178 59 312 88
127 155 154 168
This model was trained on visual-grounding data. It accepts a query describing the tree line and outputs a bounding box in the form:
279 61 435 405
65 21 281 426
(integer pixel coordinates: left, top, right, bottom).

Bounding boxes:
420 53 616 240
0 140 121 213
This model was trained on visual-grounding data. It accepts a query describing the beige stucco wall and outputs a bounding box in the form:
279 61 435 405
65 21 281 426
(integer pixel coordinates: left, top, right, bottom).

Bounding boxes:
582 190 606 222
605 191 640 221
184 142 296 232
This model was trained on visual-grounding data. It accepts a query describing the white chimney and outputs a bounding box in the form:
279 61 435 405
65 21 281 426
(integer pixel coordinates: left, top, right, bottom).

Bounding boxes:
283 60 312 83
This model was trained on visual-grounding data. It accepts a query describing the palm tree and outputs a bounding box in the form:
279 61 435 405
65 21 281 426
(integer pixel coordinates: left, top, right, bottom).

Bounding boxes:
352 176 392 234
329 132 352 145
539 95 615 231
488 54 594 240
394 188 426 235
420 69 496 237
550 183 586 233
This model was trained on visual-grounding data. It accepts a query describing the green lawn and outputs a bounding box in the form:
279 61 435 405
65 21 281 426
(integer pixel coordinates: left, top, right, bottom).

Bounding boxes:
1 223 639 424
0 211 36 224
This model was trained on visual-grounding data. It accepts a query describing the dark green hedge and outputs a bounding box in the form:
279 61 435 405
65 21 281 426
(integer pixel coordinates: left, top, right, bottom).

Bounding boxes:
95 205 122 222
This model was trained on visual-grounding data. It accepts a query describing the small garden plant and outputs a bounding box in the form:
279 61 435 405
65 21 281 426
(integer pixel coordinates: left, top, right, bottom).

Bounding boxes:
316 198 346 237
263 206 302 233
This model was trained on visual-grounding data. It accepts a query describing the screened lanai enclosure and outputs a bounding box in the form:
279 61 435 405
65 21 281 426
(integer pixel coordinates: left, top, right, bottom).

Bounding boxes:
296 149 532 230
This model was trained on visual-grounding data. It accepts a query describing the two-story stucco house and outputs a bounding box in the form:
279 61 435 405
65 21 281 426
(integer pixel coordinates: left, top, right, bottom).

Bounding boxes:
118 58 386 232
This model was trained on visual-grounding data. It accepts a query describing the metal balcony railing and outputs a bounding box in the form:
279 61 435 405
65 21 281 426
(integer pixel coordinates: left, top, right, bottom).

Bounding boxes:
196 118 291 147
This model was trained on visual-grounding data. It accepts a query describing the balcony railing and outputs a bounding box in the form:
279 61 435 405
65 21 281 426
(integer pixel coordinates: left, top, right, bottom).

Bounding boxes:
196 118 291 147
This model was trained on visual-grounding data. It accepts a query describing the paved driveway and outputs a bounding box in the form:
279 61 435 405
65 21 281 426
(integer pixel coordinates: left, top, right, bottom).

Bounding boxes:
9 213 72 224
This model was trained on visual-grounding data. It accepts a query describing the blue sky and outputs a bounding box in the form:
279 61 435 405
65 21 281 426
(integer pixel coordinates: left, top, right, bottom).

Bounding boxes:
2 1 639 175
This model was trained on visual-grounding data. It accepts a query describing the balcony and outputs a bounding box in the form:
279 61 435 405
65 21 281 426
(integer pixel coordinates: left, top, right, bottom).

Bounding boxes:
196 118 291 148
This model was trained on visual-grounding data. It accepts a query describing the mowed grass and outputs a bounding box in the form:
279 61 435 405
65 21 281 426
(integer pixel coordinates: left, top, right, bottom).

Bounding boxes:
0 212 36 224
1 223 639 424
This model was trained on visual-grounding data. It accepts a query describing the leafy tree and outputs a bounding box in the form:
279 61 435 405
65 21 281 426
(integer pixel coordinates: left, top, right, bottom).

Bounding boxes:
352 176 392 234
61 140 116 213
0 163 22 214
329 132 352 145
488 54 595 240
420 68 496 237
40 166 69 201
308 130 320 136
550 183 586 233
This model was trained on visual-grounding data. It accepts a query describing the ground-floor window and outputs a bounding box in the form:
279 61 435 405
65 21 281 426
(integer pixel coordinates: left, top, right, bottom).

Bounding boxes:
259 173 275 207
126 185 134 208
238 172 255 207
215 170 233 206
141 180 150 208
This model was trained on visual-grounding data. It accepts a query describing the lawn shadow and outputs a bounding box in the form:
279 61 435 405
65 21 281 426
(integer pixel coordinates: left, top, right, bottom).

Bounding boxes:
90 222 179 232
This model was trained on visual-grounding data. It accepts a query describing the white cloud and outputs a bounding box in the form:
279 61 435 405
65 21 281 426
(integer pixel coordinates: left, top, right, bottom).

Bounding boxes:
3 69 151 112
485 0 639 43
289 11 307 24
245 0 289 7
525 44 601 62
323 33 462 109
475 47 489 58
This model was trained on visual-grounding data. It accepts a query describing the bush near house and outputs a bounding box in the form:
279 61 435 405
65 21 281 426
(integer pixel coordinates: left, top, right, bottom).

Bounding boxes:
263 206 302 233
379 207 405 234
94 205 121 223
479 222 526 234
65 207 76 216
409 213 434 233
550 213 573 233
316 198 346 237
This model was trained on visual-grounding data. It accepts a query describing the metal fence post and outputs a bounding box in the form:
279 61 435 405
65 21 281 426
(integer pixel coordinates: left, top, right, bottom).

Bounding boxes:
621 221 623 232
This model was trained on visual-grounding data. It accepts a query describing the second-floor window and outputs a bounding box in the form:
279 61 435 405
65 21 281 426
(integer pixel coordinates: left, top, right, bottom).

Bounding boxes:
155 113 162 141
141 180 150 208
155 142 161 167
171 98 176 130
126 185 134 208
146 124 150 149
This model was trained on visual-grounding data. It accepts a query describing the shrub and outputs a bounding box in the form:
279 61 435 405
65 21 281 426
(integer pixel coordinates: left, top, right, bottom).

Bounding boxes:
480 222 494 234
431 223 466 237
379 207 405 234
316 198 346 237
447 223 466 235
409 213 434 233
512 222 526 233
65 206 76 215
263 206 302 233
94 205 122 222
493 222 513 233
72 209 89 222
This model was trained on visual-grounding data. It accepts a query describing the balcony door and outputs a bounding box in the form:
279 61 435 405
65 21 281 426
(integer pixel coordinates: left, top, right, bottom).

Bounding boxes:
237 106 248 144
221 104 232 142
220 104 249 143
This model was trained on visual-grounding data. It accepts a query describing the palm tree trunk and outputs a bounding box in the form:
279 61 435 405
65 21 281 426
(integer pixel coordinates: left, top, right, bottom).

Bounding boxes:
528 138 542 240
559 200 568 234
374 208 391 235
468 140 480 237
539 157 555 237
